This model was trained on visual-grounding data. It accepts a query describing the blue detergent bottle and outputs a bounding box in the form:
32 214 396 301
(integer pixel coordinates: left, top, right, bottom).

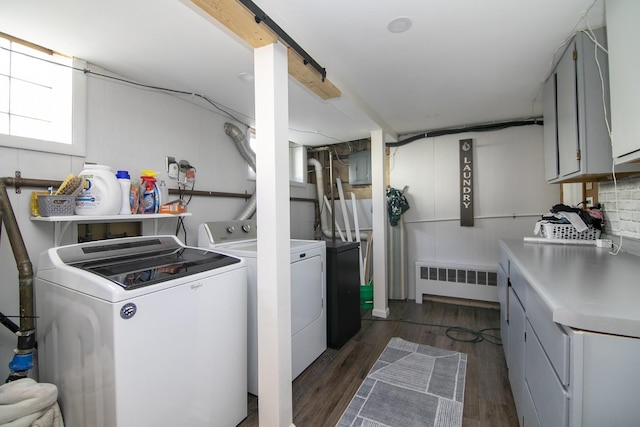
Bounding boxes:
140 170 159 213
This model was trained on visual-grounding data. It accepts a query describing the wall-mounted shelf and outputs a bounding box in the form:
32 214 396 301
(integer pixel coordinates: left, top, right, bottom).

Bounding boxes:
31 213 191 246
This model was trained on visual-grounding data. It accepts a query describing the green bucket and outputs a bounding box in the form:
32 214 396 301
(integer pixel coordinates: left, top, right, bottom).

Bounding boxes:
360 284 373 309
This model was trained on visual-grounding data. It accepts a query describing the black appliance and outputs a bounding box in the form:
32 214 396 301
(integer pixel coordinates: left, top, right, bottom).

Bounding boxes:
326 241 361 348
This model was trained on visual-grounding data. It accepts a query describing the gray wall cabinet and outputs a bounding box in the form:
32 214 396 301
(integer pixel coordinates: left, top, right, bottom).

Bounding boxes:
542 28 640 182
607 0 640 164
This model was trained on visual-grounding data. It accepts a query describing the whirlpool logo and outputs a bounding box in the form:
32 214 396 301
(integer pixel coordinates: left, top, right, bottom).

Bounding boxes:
190 283 203 290
120 303 137 320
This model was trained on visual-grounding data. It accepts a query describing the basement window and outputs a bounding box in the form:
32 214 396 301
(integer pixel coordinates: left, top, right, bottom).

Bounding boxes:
0 33 86 156
289 142 305 184
248 129 306 184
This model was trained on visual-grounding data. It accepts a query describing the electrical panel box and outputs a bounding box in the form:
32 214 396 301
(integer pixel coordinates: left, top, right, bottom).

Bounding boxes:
348 151 371 185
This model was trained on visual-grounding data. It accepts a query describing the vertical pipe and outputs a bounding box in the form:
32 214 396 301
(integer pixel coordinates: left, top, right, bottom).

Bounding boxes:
371 130 389 318
336 177 352 242
329 151 335 242
0 182 36 381
322 196 346 242
0 183 34 332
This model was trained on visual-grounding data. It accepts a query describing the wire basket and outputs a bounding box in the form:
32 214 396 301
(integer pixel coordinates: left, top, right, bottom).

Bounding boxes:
541 223 601 240
37 195 75 217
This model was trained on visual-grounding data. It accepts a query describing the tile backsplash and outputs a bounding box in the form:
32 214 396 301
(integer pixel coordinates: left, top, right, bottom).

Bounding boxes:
599 174 640 246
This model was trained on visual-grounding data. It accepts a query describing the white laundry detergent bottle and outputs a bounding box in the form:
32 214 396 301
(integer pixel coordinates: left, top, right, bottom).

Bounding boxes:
116 170 132 215
75 164 121 215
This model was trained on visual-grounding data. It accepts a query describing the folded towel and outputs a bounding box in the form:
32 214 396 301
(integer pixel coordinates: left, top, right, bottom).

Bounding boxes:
30 402 63 427
0 378 63 426
558 211 588 233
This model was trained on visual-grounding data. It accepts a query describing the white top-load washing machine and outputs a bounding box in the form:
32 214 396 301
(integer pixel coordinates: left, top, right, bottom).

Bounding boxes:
35 235 248 427
198 220 326 396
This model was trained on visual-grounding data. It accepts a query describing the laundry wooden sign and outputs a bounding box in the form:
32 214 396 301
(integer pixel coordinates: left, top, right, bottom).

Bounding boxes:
459 139 474 226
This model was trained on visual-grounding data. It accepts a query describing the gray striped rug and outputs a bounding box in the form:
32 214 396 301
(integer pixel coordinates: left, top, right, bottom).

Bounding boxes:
337 337 467 427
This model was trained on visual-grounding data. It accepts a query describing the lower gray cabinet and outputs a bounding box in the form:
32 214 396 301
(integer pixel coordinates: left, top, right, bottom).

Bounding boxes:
507 287 526 426
522 382 541 427
504 259 567 427
570 329 640 426
525 320 569 427
500 244 640 426
497 262 509 363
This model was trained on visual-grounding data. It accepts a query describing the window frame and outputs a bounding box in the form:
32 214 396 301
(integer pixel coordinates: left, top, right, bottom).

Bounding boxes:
0 35 87 157
248 128 307 186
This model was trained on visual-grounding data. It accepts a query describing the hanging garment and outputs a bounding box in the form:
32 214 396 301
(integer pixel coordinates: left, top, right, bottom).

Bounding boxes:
386 187 410 226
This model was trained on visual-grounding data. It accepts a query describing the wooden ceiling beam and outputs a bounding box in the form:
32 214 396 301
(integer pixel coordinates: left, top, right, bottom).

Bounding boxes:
191 0 341 100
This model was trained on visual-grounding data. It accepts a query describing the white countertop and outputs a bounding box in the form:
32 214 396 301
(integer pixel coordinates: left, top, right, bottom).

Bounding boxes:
500 239 640 338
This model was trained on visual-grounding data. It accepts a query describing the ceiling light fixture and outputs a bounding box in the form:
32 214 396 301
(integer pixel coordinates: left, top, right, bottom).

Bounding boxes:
387 17 412 33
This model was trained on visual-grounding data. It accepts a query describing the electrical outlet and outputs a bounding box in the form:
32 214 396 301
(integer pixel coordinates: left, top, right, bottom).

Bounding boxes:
168 163 179 179
586 196 594 207
166 156 178 179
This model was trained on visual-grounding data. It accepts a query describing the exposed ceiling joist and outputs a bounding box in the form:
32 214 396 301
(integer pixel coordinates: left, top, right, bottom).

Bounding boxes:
191 0 341 100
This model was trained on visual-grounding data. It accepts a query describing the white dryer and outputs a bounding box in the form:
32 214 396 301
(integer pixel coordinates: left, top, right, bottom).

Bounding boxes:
35 235 248 427
198 220 326 396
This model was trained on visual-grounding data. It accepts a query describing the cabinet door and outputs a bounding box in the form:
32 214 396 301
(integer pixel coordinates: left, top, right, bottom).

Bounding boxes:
572 330 640 427
508 287 526 426
525 321 569 427
543 74 559 181
556 41 580 177
608 0 640 162
523 382 542 427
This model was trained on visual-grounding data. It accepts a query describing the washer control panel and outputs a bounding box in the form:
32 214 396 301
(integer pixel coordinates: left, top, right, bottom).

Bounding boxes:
199 220 257 245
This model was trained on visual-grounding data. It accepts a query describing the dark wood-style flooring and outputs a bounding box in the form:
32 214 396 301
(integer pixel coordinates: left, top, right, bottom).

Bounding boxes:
239 298 518 426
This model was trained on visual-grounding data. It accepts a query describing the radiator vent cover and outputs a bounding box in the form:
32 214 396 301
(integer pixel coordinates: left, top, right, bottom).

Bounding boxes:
415 261 499 303
419 265 497 286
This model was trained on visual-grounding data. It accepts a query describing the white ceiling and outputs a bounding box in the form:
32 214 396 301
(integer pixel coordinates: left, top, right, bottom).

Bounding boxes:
0 0 605 146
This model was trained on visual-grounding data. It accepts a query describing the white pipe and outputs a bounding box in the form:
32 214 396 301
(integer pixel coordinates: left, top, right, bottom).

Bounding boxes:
399 186 408 299
351 192 361 243
323 195 346 242
336 177 352 242
308 158 368 240
307 158 329 237
399 216 407 299
352 192 365 286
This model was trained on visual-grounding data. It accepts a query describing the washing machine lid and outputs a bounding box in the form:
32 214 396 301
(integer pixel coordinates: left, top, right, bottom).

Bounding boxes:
57 236 241 290
212 239 325 257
